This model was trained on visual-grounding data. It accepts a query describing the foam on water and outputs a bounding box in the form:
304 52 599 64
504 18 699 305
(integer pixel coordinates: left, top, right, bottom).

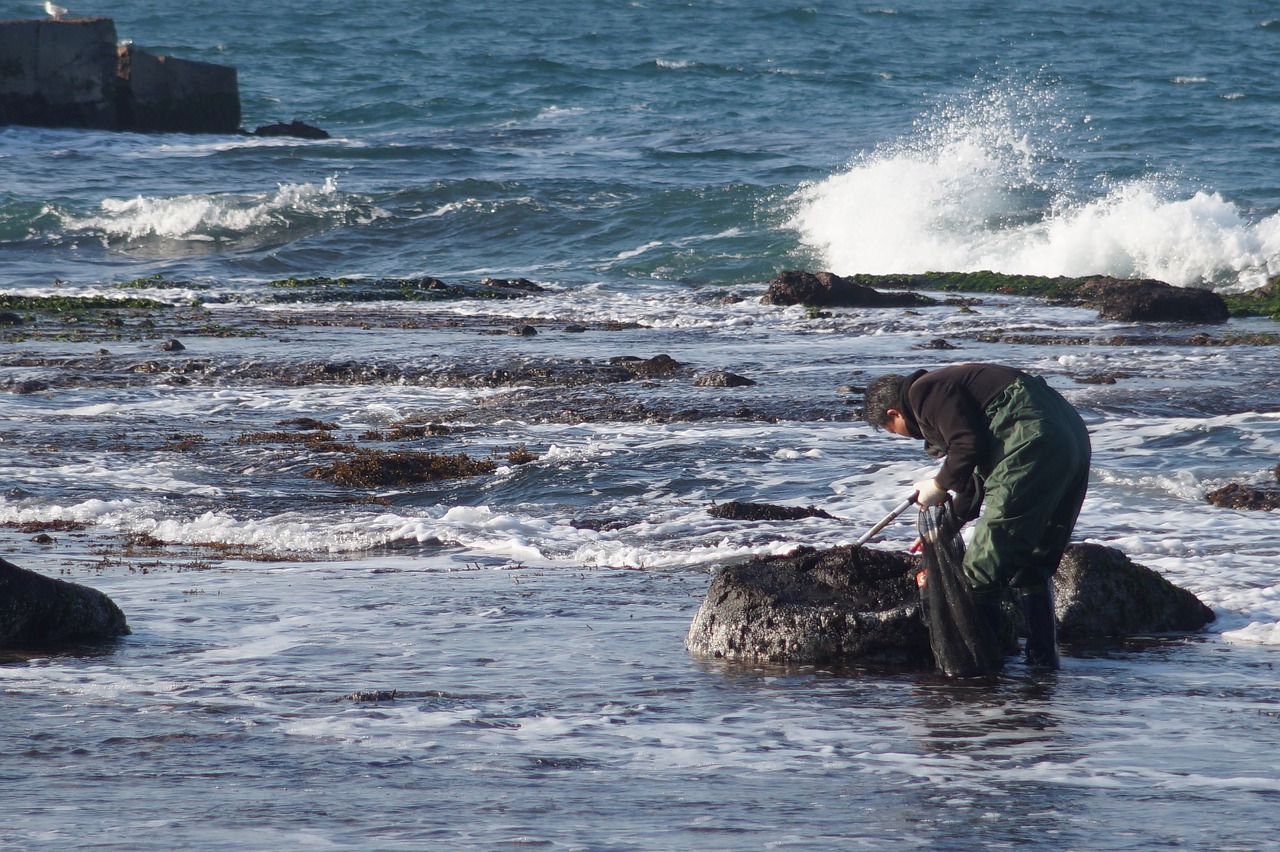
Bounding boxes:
59 176 386 244
790 79 1280 289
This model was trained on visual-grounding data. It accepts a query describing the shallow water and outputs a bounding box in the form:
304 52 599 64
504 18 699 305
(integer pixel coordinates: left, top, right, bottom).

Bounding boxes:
4 0 1280 847
3 294 1280 849
6 553 1280 851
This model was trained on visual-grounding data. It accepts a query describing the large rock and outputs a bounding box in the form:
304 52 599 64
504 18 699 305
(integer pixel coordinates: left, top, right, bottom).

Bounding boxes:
761 271 937 309
687 542 1214 667
0 556 130 647
685 545 932 667
1053 543 1215 638
1075 277 1229 323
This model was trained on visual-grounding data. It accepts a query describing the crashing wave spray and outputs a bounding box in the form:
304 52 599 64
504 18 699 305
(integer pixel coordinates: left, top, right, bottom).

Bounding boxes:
789 79 1280 290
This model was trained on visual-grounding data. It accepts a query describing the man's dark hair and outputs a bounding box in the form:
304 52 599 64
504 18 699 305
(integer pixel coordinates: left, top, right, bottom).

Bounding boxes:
863 373 907 427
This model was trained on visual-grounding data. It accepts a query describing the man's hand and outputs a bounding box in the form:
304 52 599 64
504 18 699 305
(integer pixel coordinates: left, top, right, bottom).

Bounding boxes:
913 478 949 508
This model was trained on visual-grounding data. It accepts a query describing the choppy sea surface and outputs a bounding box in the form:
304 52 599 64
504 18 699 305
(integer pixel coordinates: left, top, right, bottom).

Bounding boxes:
3 0 1280 849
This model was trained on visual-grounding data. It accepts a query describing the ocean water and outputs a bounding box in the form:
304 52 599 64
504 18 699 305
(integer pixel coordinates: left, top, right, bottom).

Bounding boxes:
3 0 1280 849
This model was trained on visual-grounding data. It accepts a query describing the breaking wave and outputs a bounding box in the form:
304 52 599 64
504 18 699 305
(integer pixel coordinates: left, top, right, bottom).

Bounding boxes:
60 176 386 244
789 79 1280 290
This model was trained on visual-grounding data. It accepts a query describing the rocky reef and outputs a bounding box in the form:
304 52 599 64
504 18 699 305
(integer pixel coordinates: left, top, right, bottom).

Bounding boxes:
761 270 1233 323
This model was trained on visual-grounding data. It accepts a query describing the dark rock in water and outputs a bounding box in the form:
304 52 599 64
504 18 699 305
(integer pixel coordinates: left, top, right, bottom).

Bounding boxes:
306 450 496 488
610 354 683 377
761 271 937 309
687 542 1214 668
685 545 931 667
1204 482 1280 511
694 370 756 387
563 324 587 333
1075 277 1229 323
0 311 23 325
343 689 398 702
480 277 544 293
708 501 835 521
262 275 544 304
252 120 330 140
570 517 633 532
0 556 130 648
1072 373 1121 385
277 417 338 431
1053 544 1215 638
11 379 48 394
914 338 958 350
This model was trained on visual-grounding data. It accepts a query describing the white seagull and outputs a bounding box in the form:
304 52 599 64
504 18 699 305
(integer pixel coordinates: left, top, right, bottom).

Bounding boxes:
44 1 69 19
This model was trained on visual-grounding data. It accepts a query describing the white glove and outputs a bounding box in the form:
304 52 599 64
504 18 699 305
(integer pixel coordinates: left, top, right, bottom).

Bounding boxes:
913 478 949 508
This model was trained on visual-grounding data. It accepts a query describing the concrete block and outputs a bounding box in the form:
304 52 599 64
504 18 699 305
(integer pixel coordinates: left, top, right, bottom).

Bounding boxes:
118 45 239 133
0 17 119 129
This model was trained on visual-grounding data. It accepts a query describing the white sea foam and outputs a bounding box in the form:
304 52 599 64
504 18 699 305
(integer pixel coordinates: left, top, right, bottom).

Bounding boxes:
1223 620 1280 645
789 81 1280 289
61 176 386 242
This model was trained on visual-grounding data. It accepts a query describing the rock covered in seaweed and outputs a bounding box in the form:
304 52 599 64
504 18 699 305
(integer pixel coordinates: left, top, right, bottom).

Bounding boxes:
0 557 129 648
1203 483 1280 511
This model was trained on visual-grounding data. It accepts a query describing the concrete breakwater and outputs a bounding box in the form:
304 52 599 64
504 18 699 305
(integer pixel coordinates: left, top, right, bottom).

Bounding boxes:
0 16 238 133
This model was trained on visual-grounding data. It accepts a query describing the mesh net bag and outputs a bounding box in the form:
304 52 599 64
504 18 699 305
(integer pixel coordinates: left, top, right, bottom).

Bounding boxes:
916 505 1003 677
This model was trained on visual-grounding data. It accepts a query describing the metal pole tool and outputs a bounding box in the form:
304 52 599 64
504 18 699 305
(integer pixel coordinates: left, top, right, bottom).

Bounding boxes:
851 493 917 548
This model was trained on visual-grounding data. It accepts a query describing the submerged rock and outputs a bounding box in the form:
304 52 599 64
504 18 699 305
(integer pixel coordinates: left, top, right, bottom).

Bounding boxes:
252 120 329 140
0 557 129 648
686 541 1214 668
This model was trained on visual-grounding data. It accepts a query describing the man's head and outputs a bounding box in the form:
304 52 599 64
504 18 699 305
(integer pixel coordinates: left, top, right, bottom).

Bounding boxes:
863 373 912 436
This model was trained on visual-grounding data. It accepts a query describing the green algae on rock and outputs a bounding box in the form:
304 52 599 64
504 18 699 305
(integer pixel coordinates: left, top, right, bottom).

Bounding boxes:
263 276 545 303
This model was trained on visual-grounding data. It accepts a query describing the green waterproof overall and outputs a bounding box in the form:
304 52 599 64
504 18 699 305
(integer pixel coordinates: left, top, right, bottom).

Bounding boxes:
962 375 1091 598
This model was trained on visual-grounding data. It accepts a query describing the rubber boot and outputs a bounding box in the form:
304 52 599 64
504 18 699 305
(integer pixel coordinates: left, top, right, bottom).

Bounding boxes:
973 597 1003 649
1018 587 1060 670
